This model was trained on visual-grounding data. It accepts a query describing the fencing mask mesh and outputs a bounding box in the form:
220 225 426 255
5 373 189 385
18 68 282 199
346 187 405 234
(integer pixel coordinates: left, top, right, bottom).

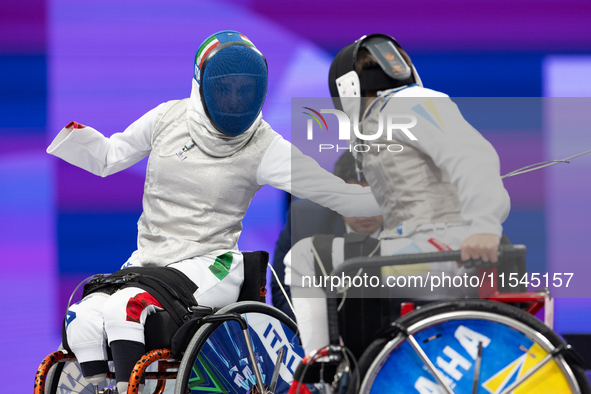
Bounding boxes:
197 32 268 137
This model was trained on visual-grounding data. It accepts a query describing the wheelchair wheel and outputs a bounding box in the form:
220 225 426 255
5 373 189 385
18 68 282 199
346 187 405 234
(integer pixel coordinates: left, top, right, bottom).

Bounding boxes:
357 299 590 394
45 360 117 394
175 301 304 394
45 358 175 393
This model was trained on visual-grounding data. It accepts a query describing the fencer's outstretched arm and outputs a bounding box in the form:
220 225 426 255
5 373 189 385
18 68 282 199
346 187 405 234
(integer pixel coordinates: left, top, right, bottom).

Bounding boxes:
47 103 168 176
257 135 382 217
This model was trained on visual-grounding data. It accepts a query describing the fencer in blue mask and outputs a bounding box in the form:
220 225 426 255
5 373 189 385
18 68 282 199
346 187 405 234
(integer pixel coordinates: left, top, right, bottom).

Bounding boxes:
46 31 381 393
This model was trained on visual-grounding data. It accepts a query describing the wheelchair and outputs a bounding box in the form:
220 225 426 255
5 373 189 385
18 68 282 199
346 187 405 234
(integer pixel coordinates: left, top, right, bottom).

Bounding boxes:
294 244 591 394
35 251 305 394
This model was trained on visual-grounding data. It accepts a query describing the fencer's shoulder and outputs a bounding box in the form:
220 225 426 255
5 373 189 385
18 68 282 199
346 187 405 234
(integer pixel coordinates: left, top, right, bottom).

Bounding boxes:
159 99 189 113
146 99 188 122
394 85 449 98
256 119 279 135
149 99 189 137
254 119 282 144
376 86 451 116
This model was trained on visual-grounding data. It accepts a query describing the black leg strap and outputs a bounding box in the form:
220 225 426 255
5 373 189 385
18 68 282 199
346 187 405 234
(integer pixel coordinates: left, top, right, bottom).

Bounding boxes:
110 340 146 384
80 360 109 378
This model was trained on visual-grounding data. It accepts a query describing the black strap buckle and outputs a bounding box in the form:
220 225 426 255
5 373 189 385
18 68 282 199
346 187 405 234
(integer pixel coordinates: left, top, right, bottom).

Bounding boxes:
121 272 141 282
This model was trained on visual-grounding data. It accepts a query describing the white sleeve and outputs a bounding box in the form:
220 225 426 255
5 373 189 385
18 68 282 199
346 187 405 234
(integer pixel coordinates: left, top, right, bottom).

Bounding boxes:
391 97 510 237
46 103 166 177
257 135 382 217
286 237 348 355
286 237 330 355
284 237 316 287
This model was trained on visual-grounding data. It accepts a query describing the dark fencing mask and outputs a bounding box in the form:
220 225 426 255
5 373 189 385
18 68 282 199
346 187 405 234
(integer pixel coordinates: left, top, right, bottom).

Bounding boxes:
328 33 422 119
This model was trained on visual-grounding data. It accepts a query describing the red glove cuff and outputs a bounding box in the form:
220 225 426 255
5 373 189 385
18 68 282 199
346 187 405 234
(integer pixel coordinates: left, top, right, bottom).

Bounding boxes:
65 121 85 129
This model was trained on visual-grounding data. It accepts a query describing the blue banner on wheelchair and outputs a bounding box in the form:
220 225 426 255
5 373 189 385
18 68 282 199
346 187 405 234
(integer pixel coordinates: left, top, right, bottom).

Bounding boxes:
186 312 304 392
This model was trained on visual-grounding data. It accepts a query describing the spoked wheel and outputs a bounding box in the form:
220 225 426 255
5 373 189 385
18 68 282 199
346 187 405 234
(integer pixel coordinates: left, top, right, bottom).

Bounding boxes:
45 359 175 394
175 301 304 394
45 360 117 394
357 299 590 394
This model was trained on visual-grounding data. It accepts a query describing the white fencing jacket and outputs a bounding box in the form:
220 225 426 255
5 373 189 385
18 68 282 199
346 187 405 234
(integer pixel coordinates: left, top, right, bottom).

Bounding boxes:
47 80 381 266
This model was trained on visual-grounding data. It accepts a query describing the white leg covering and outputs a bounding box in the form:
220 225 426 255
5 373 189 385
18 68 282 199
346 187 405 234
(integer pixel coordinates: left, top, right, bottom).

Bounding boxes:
291 289 329 355
116 382 144 394
65 293 109 363
103 287 163 345
116 381 128 393
85 374 107 384
168 252 244 308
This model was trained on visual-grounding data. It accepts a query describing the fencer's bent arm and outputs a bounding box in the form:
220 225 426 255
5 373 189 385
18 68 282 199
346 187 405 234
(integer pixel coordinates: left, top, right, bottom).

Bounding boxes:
391 95 510 237
46 104 165 176
257 136 382 217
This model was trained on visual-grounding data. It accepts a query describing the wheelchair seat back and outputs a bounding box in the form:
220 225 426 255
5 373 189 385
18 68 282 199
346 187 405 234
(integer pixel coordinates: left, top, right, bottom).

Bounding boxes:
145 250 269 356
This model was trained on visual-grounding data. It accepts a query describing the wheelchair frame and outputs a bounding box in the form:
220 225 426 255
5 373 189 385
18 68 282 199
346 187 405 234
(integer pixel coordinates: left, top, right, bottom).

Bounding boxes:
36 310 272 394
292 244 588 394
329 244 553 325
34 245 570 394
35 251 299 394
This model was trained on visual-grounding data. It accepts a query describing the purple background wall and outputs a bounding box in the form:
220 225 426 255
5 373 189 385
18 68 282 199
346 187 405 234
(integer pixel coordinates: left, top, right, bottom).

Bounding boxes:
1 0 590 390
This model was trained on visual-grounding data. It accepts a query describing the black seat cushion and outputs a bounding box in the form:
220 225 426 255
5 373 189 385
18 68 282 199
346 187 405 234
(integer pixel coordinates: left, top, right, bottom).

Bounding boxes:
144 310 180 351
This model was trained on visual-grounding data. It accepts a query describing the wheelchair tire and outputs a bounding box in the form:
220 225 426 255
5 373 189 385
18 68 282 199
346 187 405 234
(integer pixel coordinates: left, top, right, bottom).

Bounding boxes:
355 299 591 394
45 360 118 394
44 355 175 393
175 301 304 394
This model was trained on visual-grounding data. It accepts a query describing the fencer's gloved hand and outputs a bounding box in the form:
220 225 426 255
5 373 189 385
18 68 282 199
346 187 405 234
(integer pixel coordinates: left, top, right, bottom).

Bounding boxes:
65 121 85 129
460 234 501 265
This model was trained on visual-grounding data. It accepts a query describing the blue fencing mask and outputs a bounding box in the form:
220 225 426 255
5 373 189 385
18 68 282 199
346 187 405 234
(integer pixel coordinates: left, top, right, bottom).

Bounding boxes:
194 31 268 136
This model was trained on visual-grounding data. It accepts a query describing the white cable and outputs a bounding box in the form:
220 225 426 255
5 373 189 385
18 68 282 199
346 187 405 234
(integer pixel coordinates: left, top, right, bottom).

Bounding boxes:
310 242 329 277
337 240 381 311
268 263 297 318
